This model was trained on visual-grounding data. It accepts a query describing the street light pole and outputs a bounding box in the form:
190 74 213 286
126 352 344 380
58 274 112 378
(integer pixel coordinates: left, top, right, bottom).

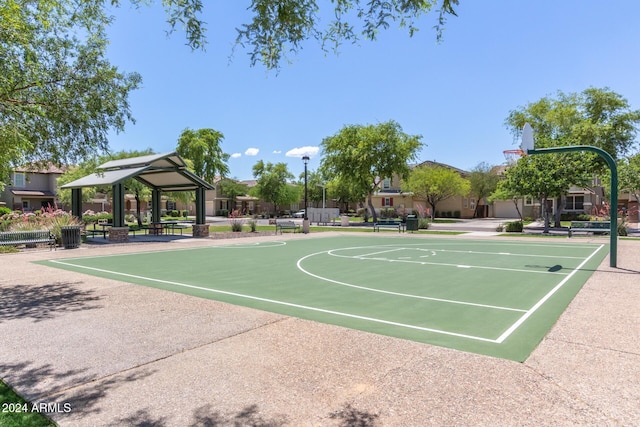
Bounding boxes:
302 155 310 233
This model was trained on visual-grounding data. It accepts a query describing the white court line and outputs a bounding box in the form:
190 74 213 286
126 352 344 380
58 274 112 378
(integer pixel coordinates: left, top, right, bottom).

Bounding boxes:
48 260 498 343
329 249 567 276
495 244 605 343
297 250 527 313
356 247 405 258
50 240 288 262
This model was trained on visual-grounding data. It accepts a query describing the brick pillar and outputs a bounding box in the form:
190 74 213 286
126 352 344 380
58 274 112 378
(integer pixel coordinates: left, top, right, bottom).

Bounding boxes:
108 227 130 243
192 223 209 238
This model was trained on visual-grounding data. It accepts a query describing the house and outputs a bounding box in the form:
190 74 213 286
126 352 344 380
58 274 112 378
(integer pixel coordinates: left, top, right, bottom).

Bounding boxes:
491 164 609 220
0 164 64 212
371 161 479 219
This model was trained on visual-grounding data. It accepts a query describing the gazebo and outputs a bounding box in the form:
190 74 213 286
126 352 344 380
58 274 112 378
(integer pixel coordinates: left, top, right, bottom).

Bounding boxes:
61 152 214 241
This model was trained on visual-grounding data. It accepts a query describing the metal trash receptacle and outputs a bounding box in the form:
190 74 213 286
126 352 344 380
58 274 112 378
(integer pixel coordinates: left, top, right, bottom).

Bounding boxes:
61 225 81 249
406 215 418 231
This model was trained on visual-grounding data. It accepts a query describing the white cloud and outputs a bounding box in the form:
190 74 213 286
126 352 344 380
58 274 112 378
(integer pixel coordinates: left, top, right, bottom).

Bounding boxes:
285 146 320 158
230 153 242 158
245 148 259 156
272 150 282 154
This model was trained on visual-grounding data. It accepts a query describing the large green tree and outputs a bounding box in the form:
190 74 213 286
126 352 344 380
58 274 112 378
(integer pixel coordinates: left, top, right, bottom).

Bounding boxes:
505 87 640 226
1 0 142 190
497 154 592 232
176 128 230 183
506 88 640 163
251 160 298 216
320 120 423 222
405 165 470 220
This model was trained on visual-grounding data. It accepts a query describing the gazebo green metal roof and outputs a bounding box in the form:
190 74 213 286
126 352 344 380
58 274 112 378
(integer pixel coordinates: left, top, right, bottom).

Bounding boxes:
62 152 213 229
61 152 214 191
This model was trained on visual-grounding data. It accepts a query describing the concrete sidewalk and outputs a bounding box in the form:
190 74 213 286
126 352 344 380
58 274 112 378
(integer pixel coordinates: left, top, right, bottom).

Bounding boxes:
1 232 638 426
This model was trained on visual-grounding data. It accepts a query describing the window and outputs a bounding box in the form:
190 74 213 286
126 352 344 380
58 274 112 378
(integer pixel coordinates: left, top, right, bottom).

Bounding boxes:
470 198 476 210
382 178 391 189
382 197 394 207
13 172 25 187
565 195 584 211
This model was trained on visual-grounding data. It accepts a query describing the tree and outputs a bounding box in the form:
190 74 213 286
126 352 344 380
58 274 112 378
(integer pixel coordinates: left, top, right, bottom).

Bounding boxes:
506 88 640 164
320 120 423 222
405 165 470 220
176 128 230 183
251 160 298 216
497 154 591 232
217 179 249 212
468 162 500 218
325 177 366 213
1 1 142 191
298 170 326 208
613 153 640 220
234 0 459 70
505 87 640 226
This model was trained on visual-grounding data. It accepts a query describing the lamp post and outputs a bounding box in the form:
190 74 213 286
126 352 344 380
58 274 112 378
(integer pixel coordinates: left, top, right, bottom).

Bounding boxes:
302 155 310 233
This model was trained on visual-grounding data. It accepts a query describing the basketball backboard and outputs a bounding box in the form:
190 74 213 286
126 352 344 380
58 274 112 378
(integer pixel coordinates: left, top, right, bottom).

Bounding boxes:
521 123 534 154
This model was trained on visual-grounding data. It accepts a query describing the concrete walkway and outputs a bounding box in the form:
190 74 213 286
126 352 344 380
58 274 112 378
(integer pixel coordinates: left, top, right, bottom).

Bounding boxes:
0 231 638 426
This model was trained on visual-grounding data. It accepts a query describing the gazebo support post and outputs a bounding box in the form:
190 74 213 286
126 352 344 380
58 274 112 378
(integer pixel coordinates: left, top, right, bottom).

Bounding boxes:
71 188 82 219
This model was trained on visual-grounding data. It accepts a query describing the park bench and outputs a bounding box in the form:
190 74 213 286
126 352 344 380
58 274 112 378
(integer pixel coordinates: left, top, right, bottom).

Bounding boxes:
568 221 610 237
275 220 301 234
0 230 56 250
373 219 406 233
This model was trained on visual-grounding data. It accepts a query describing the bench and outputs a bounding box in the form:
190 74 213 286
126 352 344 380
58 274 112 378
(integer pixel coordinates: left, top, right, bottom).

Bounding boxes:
373 219 405 233
568 221 611 237
0 230 56 250
275 220 301 234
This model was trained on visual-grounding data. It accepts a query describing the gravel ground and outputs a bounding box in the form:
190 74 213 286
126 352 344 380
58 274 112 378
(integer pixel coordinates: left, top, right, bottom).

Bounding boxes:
0 231 638 426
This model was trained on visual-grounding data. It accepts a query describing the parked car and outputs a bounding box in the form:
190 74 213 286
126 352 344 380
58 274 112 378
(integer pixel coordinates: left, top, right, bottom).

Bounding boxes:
292 210 305 218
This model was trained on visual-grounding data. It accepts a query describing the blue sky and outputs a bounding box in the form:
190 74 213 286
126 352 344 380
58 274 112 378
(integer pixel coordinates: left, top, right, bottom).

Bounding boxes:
105 1 640 181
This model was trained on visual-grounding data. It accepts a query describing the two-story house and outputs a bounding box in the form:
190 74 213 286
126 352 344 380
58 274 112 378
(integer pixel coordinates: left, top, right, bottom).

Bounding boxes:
1 164 64 212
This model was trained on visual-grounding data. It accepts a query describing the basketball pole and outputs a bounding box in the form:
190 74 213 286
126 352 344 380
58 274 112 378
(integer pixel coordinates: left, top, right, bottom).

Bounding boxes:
527 145 618 268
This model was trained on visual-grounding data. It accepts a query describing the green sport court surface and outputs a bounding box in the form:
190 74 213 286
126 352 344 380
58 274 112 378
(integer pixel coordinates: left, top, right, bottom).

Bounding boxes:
38 235 608 362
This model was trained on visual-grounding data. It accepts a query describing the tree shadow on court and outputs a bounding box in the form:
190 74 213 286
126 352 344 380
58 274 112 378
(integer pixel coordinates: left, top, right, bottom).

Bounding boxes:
0 281 102 323
329 403 380 427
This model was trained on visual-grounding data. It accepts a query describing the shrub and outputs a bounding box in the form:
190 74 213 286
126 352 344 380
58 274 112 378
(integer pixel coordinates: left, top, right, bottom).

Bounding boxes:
418 218 430 229
617 223 628 236
170 210 180 217
505 221 523 232
248 219 257 232
0 207 11 216
182 210 189 218
453 210 461 218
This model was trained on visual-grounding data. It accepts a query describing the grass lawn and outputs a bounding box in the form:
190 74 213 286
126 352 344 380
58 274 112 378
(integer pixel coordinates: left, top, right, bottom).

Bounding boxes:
0 380 55 427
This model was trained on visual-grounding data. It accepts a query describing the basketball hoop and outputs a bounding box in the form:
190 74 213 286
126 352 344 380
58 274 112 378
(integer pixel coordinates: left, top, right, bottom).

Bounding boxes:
503 149 525 165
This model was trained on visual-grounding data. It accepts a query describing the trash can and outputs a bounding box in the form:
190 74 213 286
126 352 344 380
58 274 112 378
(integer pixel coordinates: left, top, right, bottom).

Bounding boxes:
406 215 419 232
341 215 350 227
61 225 81 249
